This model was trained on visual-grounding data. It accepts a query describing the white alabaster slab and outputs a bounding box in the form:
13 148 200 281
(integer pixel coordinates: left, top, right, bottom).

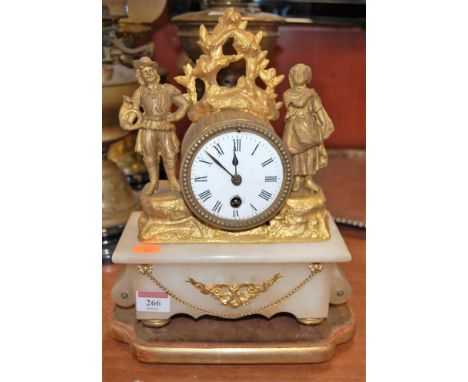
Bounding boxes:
112 211 351 264
112 263 333 320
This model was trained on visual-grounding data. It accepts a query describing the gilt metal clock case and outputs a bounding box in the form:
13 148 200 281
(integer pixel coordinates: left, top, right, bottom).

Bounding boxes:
180 119 293 231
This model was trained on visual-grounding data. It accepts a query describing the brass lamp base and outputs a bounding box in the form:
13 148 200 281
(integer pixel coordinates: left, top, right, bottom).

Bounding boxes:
109 303 355 364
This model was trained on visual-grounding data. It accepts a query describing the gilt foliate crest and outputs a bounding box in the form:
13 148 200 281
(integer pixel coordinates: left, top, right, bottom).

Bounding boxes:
175 8 284 122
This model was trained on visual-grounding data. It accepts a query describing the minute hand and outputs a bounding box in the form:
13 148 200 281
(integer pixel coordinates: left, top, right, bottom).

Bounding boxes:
205 151 234 177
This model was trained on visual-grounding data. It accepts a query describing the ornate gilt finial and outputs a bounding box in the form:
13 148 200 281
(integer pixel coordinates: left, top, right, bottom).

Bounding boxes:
175 7 284 122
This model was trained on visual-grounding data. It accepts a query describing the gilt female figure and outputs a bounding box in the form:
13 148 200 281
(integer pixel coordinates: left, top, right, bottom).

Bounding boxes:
283 64 334 192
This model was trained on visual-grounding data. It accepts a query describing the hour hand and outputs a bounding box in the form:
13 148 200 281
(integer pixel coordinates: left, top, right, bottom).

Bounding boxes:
204 151 234 177
232 142 239 175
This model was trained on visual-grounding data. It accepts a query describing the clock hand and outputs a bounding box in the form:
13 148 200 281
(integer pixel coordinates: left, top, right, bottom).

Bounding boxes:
205 151 234 177
232 141 239 175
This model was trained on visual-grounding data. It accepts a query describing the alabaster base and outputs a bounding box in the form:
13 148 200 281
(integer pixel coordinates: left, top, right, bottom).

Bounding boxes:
138 181 330 243
112 212 351 322
109 303 356 364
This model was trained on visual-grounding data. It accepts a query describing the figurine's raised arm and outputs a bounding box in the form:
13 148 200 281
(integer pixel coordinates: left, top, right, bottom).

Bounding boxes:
167 90 191 123
129 86 142 110
311 93 334 140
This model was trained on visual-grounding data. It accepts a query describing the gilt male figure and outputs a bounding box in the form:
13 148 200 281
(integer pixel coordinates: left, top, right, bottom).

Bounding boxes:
119 57 190 194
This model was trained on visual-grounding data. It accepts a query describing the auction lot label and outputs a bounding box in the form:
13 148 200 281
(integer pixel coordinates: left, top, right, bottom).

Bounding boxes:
136 291 170 312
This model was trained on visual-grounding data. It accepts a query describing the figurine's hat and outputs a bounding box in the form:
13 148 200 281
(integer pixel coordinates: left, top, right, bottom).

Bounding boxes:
133 56 158 70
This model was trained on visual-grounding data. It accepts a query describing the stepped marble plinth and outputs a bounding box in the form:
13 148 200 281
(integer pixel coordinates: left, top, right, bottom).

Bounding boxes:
112 212 351 325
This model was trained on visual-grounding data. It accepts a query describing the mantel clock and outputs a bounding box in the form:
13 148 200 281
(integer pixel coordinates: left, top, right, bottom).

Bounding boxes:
110 7 355 364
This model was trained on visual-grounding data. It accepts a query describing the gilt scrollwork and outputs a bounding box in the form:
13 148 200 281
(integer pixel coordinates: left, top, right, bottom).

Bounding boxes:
186 273 282 308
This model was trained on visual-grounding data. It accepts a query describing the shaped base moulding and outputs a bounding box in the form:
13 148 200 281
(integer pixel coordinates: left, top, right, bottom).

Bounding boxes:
109 303 356 364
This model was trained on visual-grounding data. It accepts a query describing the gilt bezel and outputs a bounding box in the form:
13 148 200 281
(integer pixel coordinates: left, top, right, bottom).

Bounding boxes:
180 120 293 231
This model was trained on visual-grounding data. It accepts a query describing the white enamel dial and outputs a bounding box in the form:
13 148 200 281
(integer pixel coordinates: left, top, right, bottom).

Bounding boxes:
180 124 292 231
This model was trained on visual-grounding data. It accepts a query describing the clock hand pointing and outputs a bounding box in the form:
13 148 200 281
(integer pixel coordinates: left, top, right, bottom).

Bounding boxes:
205 150 243 186
204 151 234 177
232 141 239 175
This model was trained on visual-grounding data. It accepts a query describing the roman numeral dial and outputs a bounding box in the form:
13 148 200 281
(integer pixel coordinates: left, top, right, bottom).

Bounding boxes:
182 126 292 231
212 200 222 213
198 189 212 202
261 158 274 167
259 189 272 201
